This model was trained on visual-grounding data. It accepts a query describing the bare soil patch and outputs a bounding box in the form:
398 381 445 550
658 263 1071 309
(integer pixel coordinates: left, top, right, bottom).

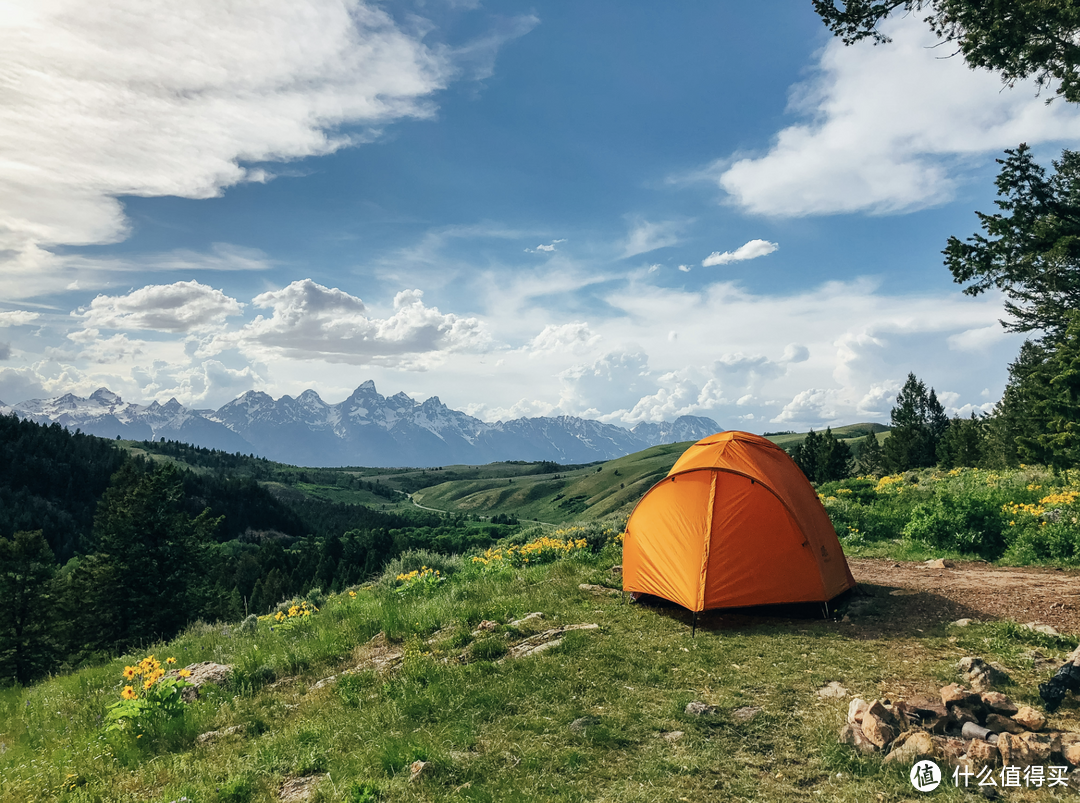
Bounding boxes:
848 558 1080 636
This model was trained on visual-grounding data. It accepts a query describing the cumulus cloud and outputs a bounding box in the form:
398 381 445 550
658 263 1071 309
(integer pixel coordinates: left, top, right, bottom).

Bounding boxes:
712 16 1080 216
77 281 244 333
0 311 41 327
702 239 778 267
621 219 686 258
208 279 489 366
558 350 654 417
0 0 454 286
527 322 599 355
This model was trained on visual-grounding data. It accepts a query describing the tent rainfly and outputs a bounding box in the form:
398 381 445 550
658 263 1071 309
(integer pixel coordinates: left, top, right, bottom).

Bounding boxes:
622 431 856 612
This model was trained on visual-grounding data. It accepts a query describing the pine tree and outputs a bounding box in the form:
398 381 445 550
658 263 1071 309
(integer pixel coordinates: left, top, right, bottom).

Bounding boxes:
0 530 58 684
883 373 949 471
856 431 884 476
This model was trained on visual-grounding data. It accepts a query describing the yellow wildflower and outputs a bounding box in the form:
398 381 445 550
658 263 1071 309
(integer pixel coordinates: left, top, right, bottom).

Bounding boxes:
121 686 137 700
177 669 192 678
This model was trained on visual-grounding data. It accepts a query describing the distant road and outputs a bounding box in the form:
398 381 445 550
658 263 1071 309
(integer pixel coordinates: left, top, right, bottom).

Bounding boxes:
405 492 556 528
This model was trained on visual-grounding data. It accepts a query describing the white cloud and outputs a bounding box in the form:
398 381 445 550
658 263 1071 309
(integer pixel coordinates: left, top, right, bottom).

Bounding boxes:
527 239 567 253
0 0 452 286
621 219 686 258
528 322 599 355
0 311 41 327
702 239 778 267
77 281 244 333
947 324 1012 351
678 265 692 273
712 16 1080 216
208 279 489 366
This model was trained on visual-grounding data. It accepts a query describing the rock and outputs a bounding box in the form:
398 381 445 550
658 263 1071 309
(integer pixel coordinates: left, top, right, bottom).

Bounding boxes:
958 657 1008 691
866 700 899 729
984 713 1025 734
502 623 599 661
1019 732 1053 763
1013 706 1046 731
941 683 981 710
816 681 848 698
280 775 324 802
980 692 1018 716
659 730 684 742
578 583 620 596
901 695 947 732
569 716 600 732
195 724 243 744
939 737 967 767
861 706 897 749
1064 743 1080 767
948 705 980 728
732 706 761 722
847 698 869 725
508 613 544 628
884 731 936 764
610 565 623 576
311 675 336 690
838 724 877 755
952 618 975 627
997 732 1035 767
684 701 718 717
408 760 428 783
1024 622 1060 636
172 662 232 702
966 738 999 767
924 558 955 569
471 620 499 636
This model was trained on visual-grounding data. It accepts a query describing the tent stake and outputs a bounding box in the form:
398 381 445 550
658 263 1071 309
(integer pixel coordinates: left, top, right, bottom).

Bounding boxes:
692 611 697 637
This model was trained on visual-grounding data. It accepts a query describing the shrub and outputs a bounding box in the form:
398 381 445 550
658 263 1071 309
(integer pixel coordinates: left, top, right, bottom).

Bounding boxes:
238 614 258 634
902 493 1006 559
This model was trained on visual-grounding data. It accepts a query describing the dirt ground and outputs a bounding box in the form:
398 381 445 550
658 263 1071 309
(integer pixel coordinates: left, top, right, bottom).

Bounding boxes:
847 558 1080 636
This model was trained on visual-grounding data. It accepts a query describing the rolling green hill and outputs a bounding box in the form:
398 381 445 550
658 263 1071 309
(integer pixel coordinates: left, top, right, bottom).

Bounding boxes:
412 442 689 523
762 422 890 451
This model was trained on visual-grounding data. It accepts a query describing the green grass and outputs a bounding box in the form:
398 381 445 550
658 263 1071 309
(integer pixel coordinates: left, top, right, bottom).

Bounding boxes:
763 423 890 451
412 442 689 522
3 533 1078 803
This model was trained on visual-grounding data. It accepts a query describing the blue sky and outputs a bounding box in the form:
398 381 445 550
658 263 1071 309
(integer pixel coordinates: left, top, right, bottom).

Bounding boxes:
2 1 1079 430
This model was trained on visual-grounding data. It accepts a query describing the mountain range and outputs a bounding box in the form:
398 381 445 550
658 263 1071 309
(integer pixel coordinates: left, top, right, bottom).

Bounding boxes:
0 382 723 467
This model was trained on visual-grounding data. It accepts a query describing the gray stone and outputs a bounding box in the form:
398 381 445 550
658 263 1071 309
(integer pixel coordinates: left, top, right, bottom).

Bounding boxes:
570 716 600 732
508 612 544 628
732 706 761 722
660 730 684 742
684 701 718 717
578 583 620 596
280 775 325 802
816 681 848 698
172 661 232 702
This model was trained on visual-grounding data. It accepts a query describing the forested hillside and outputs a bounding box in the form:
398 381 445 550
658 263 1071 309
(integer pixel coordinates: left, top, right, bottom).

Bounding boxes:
0 415 519 685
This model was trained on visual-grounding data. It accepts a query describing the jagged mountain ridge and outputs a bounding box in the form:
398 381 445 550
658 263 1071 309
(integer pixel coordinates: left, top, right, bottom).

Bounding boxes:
1 381 723 467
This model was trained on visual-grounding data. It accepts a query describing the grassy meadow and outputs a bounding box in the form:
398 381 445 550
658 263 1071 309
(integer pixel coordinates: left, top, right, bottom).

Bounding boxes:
3 523 1078 803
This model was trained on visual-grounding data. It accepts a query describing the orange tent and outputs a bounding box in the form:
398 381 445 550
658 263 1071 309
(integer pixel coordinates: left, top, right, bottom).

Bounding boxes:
622 431 856 612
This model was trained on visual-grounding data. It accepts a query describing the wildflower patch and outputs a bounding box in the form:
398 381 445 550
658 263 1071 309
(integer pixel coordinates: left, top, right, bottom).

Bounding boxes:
104 655 192 735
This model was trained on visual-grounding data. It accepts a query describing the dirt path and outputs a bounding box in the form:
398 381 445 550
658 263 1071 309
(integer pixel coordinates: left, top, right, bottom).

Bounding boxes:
848 558 1080 636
